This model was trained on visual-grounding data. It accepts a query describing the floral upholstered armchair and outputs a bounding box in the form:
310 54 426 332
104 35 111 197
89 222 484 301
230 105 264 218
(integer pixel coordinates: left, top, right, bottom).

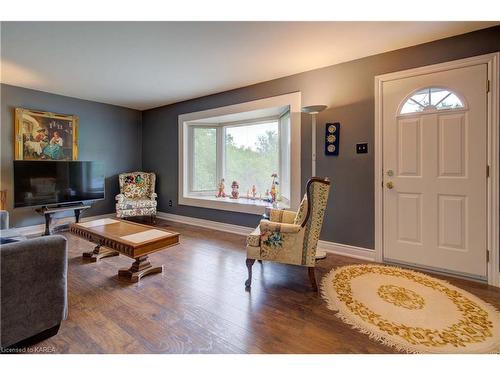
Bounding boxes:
245 177 331 291
116 172 157 222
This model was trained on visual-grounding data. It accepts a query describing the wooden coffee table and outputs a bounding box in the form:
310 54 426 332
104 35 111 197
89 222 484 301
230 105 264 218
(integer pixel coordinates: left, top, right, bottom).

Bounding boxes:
70 218 179 283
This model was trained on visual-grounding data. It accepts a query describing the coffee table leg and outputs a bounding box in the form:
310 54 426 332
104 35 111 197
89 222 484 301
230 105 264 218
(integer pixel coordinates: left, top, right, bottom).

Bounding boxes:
82 244 120 263
118 255 163 283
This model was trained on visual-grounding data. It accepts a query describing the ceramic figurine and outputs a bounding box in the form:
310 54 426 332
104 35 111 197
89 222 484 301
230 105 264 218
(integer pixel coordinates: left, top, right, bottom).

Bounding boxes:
230 180 239 199
251 185 257 200
270 173 279 205
216 178 226 198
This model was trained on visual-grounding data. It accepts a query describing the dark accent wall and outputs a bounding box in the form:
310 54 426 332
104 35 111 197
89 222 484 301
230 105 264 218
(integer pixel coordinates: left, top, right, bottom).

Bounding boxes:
142 26 500 249
0 84 142 228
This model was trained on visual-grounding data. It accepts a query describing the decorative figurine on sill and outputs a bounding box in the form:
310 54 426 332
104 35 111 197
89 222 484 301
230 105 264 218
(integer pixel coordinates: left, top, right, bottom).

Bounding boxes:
230 180 239 199
216 178 226 198
251 185 257 200
270 173 279 207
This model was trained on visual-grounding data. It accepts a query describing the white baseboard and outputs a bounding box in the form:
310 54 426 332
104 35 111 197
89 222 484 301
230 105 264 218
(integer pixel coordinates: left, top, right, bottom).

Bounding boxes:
13 213 115 237
157 211 375 261
157 211 253 236
318 240 376 261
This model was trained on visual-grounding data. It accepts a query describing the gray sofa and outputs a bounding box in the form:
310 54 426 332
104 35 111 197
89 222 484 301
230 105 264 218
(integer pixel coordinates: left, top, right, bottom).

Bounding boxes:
0 211 68 349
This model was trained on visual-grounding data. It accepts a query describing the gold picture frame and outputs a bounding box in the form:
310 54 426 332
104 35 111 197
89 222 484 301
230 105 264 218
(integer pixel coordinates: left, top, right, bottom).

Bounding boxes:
14 108 79 160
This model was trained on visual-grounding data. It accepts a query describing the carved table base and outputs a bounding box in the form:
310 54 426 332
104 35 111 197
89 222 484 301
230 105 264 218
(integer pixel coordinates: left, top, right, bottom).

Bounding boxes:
82 244 120 263
118 255 163 283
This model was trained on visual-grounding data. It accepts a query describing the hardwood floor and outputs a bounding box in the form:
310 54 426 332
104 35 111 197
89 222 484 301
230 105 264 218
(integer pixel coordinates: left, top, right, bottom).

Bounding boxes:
28 217 500 354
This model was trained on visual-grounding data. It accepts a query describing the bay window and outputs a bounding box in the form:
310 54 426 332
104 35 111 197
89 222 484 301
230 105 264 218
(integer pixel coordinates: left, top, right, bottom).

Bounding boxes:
179 93 301 215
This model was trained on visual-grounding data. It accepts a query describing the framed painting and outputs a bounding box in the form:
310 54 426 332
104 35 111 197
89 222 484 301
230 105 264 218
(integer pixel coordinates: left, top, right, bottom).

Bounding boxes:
14 108 79 160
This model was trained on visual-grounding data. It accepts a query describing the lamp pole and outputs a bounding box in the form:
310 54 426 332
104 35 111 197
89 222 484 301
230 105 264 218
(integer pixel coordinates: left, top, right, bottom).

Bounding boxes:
302 105 327 176
301 105 328 260
311 112 317 176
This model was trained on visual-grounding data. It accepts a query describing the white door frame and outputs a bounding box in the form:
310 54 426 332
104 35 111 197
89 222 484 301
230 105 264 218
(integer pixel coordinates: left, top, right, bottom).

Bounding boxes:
374 53 500 287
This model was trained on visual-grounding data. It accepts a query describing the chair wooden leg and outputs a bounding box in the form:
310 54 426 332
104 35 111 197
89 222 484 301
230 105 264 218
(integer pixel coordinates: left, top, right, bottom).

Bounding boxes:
308 267 318 292
245 258 256 288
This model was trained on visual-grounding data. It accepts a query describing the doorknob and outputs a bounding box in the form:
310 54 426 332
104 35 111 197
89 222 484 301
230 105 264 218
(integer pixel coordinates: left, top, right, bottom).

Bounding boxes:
386 181 394 189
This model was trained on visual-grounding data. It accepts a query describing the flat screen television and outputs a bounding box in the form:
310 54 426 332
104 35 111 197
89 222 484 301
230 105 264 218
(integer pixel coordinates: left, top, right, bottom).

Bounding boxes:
14 161 105 208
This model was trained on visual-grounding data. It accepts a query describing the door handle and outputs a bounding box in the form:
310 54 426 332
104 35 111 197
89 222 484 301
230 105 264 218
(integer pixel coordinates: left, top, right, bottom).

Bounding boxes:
386 181 394 189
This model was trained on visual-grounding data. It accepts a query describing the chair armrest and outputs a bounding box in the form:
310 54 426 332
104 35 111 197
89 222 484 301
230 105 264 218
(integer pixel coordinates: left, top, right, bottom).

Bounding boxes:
260 219 301 234
268 209 296 224
115 194 126 203
0 235 68 347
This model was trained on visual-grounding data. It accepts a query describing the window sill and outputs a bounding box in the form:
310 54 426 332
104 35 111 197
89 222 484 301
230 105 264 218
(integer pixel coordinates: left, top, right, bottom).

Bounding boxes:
179 195 290 215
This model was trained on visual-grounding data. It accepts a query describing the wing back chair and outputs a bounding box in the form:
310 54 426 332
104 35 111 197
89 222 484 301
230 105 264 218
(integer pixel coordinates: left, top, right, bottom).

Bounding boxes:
245 177 331 291
116 172 157 222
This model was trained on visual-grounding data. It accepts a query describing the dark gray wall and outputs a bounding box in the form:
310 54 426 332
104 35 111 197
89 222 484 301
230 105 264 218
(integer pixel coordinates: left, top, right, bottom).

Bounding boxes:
0 84 142 228
142 26 500 249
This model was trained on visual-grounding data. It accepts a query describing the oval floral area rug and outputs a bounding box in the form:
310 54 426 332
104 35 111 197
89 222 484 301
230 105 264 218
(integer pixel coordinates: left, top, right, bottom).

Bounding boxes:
321 264 500 353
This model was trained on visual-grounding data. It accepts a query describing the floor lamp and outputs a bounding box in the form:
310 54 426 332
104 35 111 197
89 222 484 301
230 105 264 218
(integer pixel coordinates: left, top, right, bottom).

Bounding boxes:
302 105 328 259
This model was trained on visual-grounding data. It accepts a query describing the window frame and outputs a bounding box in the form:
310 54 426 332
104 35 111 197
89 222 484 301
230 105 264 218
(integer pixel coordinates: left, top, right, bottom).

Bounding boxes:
178 92 302 215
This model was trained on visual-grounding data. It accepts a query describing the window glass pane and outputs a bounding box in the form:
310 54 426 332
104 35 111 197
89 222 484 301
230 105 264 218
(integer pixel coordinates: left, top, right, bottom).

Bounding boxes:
192 127 217 191
225 121 279 197
411 88 430 107
401 101 424 114
400 87 464 114
429 87 449 105
435 93 463 110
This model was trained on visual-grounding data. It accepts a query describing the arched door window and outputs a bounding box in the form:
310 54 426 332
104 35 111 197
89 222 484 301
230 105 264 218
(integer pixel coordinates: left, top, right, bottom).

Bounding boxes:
400 87 465 114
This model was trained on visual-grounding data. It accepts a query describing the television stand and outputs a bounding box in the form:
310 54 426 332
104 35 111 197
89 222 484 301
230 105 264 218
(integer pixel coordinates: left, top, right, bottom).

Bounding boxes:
36 203 91 236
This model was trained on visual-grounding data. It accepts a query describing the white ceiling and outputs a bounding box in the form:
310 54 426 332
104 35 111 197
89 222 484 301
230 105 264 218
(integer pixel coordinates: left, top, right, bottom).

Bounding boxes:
1 21 498 110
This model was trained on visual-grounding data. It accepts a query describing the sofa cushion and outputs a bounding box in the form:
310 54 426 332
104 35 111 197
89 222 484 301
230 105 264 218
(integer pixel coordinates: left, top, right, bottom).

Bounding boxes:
1 235 68 348
116 198 157 210
121 173 151 199
116 207 156 218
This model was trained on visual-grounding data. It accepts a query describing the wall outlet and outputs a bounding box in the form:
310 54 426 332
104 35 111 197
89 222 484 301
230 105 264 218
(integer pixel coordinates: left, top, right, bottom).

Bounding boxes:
168 200 173 207
356 143 368 154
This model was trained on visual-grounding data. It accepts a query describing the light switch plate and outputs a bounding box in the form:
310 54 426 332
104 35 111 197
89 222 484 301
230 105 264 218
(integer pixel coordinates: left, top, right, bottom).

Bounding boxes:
356 143 368 154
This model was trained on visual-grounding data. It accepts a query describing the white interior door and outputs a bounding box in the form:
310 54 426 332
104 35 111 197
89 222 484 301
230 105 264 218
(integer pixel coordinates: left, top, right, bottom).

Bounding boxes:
382 64 488 278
